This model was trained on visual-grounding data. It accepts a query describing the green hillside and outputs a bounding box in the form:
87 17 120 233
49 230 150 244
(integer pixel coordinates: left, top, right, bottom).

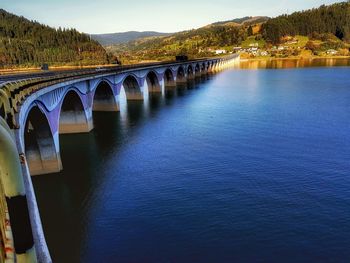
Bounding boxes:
0 9 109 68
261 1 350 44
107 2 350 63
106 17 268 63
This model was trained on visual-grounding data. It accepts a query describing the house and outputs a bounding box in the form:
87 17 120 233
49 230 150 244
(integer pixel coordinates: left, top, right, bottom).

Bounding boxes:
326 49 338 55
259 51 269 56
249 43 259 47
215 49 227 55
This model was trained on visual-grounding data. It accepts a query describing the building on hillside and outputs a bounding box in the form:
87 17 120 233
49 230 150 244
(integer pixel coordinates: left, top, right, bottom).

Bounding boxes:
326 49 338 55
215 50 227 55
249 43 259 47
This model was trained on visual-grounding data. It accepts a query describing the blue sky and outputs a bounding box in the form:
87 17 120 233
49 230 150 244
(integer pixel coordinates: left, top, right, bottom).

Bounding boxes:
1 0 345 34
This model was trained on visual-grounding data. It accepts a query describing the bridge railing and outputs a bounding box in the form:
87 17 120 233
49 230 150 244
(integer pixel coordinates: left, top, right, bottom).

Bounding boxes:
0 177 14 262
0 54 237 132
0 53 238 262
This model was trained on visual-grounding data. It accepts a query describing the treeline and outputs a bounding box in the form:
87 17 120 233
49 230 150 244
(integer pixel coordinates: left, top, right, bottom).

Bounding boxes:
261 1 350 43
0 9 109 67
110 24 249 63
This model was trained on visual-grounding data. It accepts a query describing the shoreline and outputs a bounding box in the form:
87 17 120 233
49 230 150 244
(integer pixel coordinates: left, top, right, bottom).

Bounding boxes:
242 56 350 61
1 56 349 75
0 64 115 75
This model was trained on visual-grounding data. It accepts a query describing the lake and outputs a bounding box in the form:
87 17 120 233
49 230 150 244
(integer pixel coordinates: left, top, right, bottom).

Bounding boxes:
32 59 350 263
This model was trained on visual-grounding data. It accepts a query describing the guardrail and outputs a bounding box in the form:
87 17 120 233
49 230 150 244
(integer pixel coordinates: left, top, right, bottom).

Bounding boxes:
0 55 237 130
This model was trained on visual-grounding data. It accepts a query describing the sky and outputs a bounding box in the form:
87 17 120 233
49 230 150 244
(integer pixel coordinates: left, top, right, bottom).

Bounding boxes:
0 0 345 34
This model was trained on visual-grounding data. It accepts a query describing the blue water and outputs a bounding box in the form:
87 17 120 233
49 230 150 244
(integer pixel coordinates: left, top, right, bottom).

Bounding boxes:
33 67 350 263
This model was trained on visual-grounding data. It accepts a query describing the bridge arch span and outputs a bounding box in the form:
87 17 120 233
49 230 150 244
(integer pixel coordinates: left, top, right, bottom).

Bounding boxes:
164 68 175 87
145 71 161 93
201 62 206 73
23 104 62 176
122 75 143 101
176 66 186 83
59 89 92 134
187 65 194 79
209 61 215 72
195 63 201 77
93 80 119 112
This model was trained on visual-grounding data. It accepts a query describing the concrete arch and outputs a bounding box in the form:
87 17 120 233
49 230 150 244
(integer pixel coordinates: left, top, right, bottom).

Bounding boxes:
59 89 92 134
210 61 215 72
164 68 175 87
123 75 143 101
195 63 201 77
0 91 9 120
176 66 186 83
0 89 16 129
24 105 62 176
145 71 161 93
187 65 194 80
92 80 119 112
201 63 206 72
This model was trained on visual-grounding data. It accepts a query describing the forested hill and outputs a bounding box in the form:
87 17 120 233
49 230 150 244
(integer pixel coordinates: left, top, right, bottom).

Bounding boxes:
261 1 350 43
106 16 269 63
0 9 109 67
92 31 171 45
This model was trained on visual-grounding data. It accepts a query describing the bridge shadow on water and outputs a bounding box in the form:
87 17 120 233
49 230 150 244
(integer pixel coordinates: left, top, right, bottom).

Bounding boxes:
31 73 216 263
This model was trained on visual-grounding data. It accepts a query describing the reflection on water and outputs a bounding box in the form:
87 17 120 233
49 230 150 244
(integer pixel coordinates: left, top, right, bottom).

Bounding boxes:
239 57 350 69
32 74 217 263
32 65 350 263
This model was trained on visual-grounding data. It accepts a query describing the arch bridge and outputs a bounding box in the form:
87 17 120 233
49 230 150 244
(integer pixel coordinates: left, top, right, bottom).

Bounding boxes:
0 54 239 262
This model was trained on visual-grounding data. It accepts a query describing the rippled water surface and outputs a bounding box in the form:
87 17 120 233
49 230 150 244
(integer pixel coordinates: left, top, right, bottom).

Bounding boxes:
33 64 350 263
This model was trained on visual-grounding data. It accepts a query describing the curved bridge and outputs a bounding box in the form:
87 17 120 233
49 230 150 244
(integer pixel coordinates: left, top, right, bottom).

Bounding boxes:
0 55 239 262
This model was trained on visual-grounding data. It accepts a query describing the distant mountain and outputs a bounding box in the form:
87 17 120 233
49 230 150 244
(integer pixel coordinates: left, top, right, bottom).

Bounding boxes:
91 31 171 46
0 9 108 67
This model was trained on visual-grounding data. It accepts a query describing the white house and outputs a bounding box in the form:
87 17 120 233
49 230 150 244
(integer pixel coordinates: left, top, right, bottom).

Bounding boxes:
215 50 227 55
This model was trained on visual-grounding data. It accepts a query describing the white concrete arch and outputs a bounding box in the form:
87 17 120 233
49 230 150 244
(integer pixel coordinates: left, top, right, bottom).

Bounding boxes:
176 66 186 84
164 68 176 87
122 75 143 101
92 80 119 112
23 103 62 176
145 70 162 93
59 89 93 134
